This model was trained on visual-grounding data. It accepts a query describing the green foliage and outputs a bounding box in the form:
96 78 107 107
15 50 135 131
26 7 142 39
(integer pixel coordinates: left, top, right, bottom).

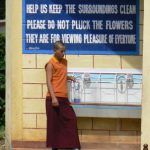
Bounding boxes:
0 126 4 140
0 33 5 127
0 0 5 19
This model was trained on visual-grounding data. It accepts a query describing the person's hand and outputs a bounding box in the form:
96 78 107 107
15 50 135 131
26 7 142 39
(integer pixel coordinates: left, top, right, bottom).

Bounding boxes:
70 76 76 82
52 97 59 107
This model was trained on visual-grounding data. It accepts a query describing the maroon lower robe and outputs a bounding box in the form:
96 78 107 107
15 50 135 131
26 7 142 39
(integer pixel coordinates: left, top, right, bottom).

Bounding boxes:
46 96 81 149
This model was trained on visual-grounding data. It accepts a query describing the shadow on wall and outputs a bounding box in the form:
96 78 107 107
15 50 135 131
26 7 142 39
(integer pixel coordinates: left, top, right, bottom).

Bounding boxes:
120 55 143 69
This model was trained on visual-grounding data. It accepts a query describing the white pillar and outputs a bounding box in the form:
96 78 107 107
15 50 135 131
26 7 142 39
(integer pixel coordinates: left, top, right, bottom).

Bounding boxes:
141 0 150 149
6 0 23 147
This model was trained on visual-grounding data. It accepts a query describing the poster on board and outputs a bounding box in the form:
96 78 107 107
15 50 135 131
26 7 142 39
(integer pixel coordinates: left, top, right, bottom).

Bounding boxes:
23 0 139 55
67 70 142 104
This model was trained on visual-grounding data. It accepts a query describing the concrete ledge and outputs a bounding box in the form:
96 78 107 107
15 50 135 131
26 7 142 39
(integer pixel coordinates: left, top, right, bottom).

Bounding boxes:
73 105 141 118
12 141 140 150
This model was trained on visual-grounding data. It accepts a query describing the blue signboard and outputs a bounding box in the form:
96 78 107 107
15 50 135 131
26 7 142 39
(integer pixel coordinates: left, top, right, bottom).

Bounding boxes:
22 0 139 55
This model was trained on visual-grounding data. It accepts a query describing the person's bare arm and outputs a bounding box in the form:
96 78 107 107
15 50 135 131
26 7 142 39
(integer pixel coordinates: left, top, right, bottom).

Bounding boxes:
45 63 59 107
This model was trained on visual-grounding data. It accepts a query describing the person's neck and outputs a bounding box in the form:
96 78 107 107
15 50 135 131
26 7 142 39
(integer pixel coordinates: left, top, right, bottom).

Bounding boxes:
54 55 62 62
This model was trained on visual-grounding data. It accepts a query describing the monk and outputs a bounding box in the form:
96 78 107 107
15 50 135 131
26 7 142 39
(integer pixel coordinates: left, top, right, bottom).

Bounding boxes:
45 41 81 150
